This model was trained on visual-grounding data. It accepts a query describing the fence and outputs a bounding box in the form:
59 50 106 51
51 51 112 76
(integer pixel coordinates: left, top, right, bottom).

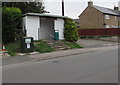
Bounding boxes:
78 28 120 36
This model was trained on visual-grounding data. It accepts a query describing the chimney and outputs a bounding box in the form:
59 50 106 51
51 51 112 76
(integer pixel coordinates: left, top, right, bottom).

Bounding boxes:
62 0 64 16
88 1 93 6
114 6 118 10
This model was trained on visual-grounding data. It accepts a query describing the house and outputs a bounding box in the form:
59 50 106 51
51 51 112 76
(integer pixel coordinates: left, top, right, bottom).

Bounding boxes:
79 1 120 29
22 13 68 40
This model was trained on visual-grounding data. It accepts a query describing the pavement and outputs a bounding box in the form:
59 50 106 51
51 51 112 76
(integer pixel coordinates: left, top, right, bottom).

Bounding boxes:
2 37 119 66
2 47 97 66
77 38 118 48
99 36 119 42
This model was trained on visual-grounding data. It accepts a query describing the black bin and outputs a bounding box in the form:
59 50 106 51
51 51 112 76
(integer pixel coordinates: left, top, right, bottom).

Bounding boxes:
20 37 34 53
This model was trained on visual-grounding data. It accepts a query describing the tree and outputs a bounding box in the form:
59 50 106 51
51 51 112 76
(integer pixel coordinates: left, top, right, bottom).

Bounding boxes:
2 7 22 44
64 18 79 42
2 1 48 14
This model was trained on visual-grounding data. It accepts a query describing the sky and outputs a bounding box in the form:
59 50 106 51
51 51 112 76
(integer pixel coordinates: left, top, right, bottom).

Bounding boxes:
43 0 120 19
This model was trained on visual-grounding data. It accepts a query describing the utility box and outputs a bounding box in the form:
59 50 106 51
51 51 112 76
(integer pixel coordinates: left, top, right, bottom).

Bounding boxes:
54 30 59 40
20 37 34 53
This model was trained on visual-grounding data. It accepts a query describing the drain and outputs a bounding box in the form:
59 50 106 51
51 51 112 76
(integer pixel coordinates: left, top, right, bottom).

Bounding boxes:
52 60 59 63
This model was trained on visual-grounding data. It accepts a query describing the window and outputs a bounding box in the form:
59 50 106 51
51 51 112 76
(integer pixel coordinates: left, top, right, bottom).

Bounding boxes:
105 15 109 19
105 25 110 28
112 26 116 28
115 26 118 28
115 16 117 20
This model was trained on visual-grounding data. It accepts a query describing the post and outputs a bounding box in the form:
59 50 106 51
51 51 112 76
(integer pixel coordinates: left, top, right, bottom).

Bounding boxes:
62 0 64 16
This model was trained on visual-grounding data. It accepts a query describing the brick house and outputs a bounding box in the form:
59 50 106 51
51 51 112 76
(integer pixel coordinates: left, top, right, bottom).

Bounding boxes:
79 1 120 29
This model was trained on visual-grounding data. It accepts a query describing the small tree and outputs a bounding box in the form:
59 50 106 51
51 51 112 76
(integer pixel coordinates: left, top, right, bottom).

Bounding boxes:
64 18 79 42
2 7 22 44
2 1 48 14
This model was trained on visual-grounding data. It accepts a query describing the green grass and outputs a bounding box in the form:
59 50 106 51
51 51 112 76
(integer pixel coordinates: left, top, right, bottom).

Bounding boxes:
5 40 20 56
62 40 83 49
35 40 54 53
5 40 83 56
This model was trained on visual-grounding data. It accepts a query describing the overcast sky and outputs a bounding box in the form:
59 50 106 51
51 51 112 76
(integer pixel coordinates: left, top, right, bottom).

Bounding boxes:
43 0 120 19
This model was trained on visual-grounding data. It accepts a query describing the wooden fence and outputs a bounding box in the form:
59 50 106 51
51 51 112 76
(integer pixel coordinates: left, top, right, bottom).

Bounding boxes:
78 28 120 36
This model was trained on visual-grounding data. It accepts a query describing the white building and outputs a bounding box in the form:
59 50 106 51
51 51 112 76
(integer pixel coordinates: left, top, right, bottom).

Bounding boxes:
22 13 68 40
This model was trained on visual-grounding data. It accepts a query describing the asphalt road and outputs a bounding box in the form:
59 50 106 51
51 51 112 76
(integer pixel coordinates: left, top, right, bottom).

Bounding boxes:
2 46 118 83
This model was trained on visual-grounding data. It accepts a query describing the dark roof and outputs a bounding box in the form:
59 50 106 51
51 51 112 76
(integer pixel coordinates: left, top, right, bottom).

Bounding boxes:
92 5 120 16
73 19 79 24
23 13 68 18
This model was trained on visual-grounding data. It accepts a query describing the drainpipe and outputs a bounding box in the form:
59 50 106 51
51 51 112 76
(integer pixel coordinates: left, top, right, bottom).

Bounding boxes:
62 0 64 16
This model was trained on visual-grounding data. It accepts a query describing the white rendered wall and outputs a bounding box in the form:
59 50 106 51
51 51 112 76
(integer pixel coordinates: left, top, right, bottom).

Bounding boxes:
26 16 40 40
54 18 64 40
119 1 120 10
39 18 54 40
22 17 26 27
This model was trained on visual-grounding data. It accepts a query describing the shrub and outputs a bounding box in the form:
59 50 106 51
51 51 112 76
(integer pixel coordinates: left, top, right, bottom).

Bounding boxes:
2 7 22 44
64 18 79 42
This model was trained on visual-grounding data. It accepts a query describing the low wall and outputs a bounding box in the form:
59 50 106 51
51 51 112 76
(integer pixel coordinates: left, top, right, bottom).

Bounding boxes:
78 28 120 36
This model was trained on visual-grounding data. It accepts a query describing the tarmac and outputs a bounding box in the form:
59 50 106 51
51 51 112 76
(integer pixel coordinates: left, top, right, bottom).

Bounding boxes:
1 37 119 66
2 47 97 66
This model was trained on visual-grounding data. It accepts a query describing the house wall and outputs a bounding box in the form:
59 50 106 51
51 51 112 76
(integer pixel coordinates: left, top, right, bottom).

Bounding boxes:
79 6 104 29
104 14 119 28
54 18 64 40
25 16 40 40
118 16 120 28
39 17 54 40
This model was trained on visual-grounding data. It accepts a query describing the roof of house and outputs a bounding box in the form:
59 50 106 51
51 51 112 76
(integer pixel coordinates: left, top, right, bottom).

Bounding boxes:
73 19 79 24
92 5 119 16
23 13 68 18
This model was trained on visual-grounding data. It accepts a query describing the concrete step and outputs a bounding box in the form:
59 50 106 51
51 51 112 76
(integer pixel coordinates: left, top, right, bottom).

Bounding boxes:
47 43 54 45
43 40 71 51
55 48 67 51
53 45 64 48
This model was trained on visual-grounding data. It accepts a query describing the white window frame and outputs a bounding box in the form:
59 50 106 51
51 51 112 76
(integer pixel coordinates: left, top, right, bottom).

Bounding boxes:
105 25 110 28
105 15 109 19
112 26 116 28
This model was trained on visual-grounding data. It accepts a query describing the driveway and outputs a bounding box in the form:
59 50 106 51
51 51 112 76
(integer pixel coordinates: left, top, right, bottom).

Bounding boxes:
77 38 118 48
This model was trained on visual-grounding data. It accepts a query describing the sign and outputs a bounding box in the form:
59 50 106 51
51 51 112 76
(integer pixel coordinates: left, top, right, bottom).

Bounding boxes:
27 43 30 49
25 39 31 43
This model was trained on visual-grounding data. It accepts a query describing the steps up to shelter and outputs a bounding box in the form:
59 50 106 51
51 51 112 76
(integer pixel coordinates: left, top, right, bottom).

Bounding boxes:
43 40 70 51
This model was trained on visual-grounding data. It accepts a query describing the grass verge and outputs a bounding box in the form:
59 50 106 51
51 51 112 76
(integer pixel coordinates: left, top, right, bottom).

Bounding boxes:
62 40 83 49
34 40 54 53
5 40 20 56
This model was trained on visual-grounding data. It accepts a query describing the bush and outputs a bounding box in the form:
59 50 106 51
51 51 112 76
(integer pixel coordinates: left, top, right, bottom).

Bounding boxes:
2 7 22 44
64 18 79 42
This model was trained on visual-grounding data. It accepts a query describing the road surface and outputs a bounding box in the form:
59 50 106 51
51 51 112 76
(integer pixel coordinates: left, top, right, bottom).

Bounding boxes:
2 46 118 83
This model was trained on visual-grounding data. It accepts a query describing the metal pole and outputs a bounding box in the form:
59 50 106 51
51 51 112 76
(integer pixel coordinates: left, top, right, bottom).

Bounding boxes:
62 0 64 16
